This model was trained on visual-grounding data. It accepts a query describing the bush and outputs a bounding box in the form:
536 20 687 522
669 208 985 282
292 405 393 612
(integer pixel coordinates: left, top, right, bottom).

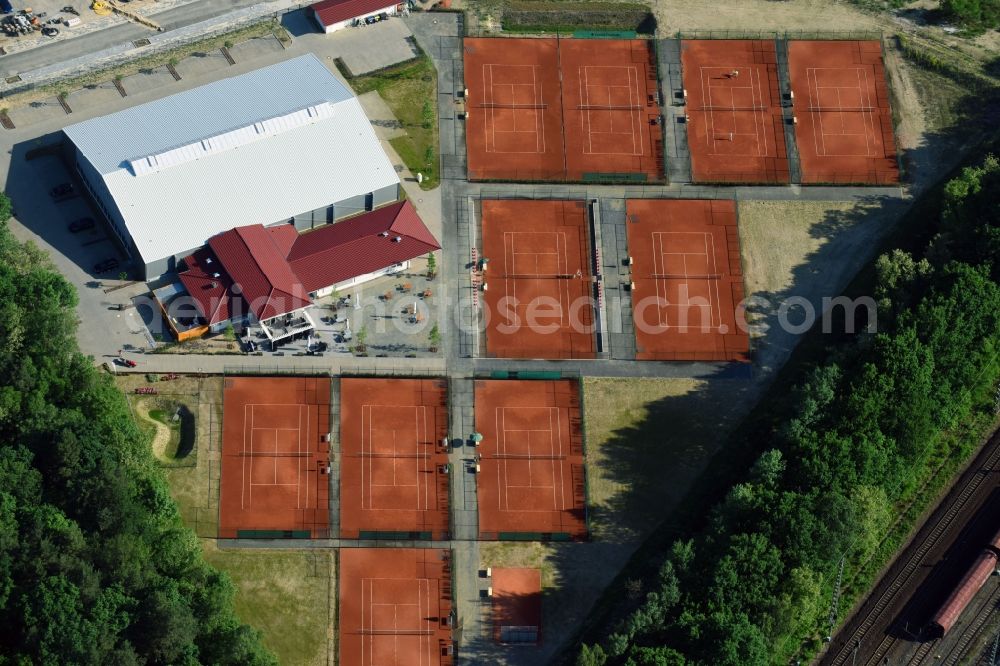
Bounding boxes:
941 0 1000 30
421 100 434 129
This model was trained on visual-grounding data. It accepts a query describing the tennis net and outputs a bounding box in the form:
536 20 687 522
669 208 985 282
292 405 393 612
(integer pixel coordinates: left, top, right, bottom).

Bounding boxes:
804 106 877 112
497 273 585 280
480 102 548 109
576 104 643 111
650 273 722 280
236 451 312 457
693 105 769 112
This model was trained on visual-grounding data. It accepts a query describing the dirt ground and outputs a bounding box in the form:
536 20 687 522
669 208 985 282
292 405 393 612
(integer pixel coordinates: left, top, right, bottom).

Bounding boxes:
201 543 334 666
652 0 884 34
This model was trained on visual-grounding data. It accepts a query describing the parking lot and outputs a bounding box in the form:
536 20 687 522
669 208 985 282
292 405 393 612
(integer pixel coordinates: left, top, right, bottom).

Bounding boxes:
326 17 418 76
7 151 150 357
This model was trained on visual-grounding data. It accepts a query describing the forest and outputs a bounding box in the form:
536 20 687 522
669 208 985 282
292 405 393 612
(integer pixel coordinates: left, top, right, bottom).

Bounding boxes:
577 156 1000 666
0 194 275 664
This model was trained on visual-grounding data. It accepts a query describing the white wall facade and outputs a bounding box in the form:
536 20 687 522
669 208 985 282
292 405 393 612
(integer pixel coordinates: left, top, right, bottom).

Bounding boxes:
311 261 408 298
315 4 397 34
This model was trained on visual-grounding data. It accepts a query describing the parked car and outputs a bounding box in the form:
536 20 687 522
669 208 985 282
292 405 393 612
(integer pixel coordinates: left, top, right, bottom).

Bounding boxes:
68 217 95 233
49 183 74 198
94 258 119 274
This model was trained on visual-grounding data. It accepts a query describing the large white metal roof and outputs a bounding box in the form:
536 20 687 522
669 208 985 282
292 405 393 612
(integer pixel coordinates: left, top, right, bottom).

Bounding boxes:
63 54 399 266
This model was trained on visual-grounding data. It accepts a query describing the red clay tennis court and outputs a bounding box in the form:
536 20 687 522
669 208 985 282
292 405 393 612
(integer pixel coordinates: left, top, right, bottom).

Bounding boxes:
480 200 596 359
626 200 749 361
339 378 450 540
788 40 899 184
559 39 664 181
475 380 587 540
339 548 454 666
464 37 664 182
464 38 565 181
218 377 331 538
681 40 789 183
491 568 542 644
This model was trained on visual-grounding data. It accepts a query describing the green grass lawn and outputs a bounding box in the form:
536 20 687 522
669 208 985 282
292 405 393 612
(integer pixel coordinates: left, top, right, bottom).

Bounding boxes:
201 544 333 666
350 56 440 190
583 377 756 541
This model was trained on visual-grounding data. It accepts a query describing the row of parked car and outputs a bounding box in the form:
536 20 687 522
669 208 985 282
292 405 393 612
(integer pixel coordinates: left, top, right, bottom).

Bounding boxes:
50 182 121 275
352 12 390 26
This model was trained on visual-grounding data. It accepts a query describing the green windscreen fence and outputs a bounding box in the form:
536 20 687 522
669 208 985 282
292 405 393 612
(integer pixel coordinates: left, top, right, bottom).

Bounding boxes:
573 30 637 39
499 532 574 541
582 172 648 183
488 371 563 380
236 530 311 539
359 531 433 540
515 371 562 380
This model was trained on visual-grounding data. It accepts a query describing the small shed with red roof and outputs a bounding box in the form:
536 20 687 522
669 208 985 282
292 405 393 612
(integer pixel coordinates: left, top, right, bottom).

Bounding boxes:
311 0 401 33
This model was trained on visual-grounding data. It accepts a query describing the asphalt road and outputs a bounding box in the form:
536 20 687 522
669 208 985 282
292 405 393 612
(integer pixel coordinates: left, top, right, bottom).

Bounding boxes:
0 0 272 77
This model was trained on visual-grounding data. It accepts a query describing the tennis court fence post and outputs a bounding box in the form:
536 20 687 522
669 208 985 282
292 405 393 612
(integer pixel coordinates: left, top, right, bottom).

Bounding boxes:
576 375 592 537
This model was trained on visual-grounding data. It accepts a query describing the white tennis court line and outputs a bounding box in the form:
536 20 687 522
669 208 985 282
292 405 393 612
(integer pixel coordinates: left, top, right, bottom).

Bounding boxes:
360 405 430 512
494 407 566 513
502 230 569 276
578 64 644 156
698 65 769 157
502 276 574 329
650 231 723 331
241 403 310 510
500 230 574 329
362 577 432 666
806 66 878 157
483 63 546 155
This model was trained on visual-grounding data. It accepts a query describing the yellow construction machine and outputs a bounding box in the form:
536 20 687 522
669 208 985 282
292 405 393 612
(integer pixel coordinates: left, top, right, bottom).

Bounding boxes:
91 0 162 31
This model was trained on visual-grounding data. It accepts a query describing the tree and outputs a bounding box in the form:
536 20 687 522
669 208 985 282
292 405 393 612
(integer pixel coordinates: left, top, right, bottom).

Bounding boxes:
354 325 368 352
941 0 1000 30
0 192 12 223
577 643 607 666
427 323 441 350
0 207 276 664
626 645 686 666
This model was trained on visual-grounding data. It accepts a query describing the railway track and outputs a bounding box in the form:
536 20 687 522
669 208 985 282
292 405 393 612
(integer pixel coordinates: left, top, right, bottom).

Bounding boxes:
905 639 936 666
897 582 1000 666
821 431 1000 666
938 581 1000 666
